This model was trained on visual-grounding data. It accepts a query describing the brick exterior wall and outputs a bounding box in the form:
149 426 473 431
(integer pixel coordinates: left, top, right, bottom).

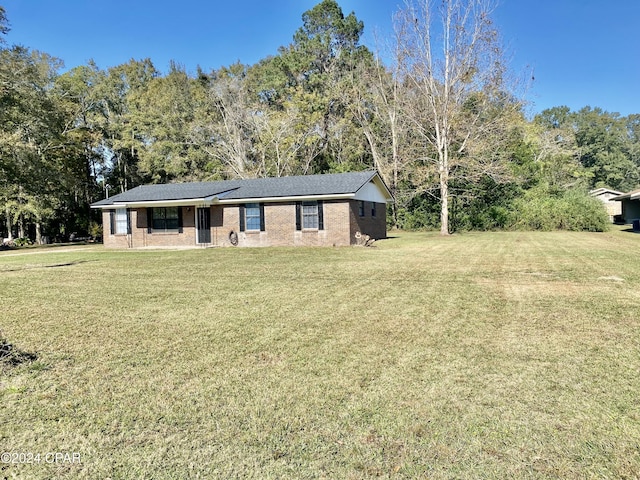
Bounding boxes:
102 200 387 248
349 200 387 241
102 207 197 248
214 201 352 247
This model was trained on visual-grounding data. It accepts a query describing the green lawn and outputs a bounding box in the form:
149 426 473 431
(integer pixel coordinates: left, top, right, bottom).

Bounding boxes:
1 229 639 479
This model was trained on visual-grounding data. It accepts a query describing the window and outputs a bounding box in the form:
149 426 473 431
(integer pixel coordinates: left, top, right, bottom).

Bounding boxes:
302 202 319 229
245 203 261 231
115 208 128 234
358 201 365 217
152 207 180 231
371 202 377 217
239 203 264 232
110 208 130 235
296 201 324 230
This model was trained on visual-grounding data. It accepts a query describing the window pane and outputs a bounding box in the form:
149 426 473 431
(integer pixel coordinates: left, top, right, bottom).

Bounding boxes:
302 203 317 215
165 207 179 220
152 208 164 229
165 218 180 230
245 203 261 231
115 209 127 234
302 202 318 229
152 207 180 230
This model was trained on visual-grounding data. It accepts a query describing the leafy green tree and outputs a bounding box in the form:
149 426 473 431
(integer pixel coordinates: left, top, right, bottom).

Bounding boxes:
54 62 109 225
0 6 9 41
532 106 640 193
134 62 212 182
531 106 587 192
99 58 158 192
573 107 639 191
249 0 373 175
0 45 68 242
625 114 640 187
293 0 367 77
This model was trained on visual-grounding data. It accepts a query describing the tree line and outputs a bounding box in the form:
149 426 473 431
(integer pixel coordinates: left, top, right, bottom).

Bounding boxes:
1 1 638 243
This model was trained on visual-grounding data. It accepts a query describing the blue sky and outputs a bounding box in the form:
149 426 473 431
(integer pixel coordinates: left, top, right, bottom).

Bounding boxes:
2 0 639 116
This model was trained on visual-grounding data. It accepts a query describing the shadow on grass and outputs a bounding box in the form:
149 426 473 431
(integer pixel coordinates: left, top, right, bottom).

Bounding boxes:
0 241 97 253
44 261 90 268
2 260 94 272
619 228 640 234
0 341 38 368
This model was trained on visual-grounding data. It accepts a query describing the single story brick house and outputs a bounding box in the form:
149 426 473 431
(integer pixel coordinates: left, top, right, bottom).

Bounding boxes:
91 170 393 248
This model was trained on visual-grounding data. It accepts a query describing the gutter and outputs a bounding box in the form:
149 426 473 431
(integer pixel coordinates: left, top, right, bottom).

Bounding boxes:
90 193 356 209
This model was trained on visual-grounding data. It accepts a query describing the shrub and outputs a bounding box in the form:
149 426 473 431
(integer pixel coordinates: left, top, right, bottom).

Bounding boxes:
393 196 440 231
13 237 32 247
89 222 103 242
509 187 609 232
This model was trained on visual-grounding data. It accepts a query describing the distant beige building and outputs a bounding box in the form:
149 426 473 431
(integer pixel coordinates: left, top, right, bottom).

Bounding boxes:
589 188 623 222
611 188 640 225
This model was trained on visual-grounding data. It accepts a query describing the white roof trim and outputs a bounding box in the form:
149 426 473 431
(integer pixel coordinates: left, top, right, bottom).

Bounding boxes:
589 188 624 196
355 176 394 203
91 193 358 209
216 193 354 204
91 197 213 209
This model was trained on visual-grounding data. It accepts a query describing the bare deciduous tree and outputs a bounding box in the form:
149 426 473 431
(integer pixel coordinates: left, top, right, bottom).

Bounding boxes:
347 53 408 227
204 71 256 179
253 103 323 178
394 0 522 234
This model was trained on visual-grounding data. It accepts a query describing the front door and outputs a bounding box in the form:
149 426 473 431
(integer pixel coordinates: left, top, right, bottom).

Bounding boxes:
197 207 211 244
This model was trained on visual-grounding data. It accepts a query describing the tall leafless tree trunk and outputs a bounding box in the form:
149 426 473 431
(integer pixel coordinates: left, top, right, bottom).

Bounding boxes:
395 0 519 234
347 53 407 227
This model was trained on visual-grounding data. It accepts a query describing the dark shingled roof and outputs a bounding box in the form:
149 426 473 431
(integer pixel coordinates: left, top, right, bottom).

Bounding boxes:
92 171 384 206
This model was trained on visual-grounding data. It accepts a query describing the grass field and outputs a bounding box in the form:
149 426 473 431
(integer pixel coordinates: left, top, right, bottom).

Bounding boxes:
1 229 639 479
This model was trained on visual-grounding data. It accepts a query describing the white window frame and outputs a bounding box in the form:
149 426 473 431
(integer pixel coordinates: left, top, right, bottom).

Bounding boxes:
302 202 319 229
115 208 128 235
245 203 261 231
